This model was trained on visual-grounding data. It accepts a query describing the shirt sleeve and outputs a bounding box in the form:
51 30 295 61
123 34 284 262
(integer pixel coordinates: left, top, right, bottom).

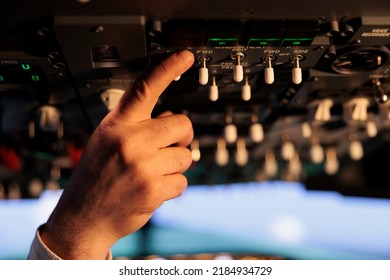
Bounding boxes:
27 225 112 260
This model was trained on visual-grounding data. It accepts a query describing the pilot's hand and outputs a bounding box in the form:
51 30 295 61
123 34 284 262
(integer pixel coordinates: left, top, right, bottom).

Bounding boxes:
40 50 195 259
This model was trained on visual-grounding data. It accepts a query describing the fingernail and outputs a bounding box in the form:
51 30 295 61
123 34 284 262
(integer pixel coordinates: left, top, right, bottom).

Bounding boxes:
177 50 194 65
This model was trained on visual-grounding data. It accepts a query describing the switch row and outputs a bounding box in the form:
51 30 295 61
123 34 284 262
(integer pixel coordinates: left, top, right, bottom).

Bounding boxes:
196 54 303 86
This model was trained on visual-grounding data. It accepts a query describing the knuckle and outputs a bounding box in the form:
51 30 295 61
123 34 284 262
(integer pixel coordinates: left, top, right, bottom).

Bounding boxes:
175 114 192 130
151 119 170 135
175 176 188 197
132 79 152 103
182 148 193 168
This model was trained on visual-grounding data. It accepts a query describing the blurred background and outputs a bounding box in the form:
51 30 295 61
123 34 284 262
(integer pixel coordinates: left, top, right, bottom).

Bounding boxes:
1 0 390 259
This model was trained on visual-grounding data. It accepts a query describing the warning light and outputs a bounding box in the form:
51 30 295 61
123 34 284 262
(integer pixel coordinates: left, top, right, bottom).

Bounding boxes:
0 75 4 82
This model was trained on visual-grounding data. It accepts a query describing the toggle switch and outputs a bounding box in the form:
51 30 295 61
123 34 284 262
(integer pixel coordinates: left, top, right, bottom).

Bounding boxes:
349 139 364 161
101 88 125 111
281 136 295 161
343 97 370 122
241 76 251 101
310 137 324 163
291 55 303 84
216 138 229 166
209 76 219 101
366 121 378 138
231 52 245 82
190 139 201 162
36 105 63 138
264 151 278 178
308 98 333 122
235 138 249 166
198 56 209 85
301 122 312 138
325 147 339 175
373 79 389 104
224 111 237 144
264 56 274 84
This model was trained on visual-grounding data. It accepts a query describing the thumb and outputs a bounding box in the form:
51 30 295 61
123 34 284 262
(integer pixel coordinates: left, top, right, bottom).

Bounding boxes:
114 50 194 122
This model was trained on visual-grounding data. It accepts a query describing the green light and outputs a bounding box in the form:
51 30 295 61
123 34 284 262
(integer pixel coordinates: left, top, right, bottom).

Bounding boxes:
283 38 312 41
248 38 280 46
22 64 31 70
208 38 238 42
31 75 40 82
207 38 238 46
282 38 312 46
0 75 4 82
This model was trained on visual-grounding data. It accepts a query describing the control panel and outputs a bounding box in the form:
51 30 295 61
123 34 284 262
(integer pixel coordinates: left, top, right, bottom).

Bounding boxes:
1 10 390 198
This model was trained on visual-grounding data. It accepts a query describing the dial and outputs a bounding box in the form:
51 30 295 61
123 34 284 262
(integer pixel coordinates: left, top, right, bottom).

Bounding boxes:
331 46 390 74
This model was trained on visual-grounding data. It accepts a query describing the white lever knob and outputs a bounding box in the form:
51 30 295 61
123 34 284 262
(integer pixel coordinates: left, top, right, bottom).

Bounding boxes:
234 64 243 82
198 57 209 85
199 67 209 85
264 67 274 84
241 77 251 101
292 56 302 84
232 52 244 82
264 57 274 84
343 97 370 122
209 76 219 101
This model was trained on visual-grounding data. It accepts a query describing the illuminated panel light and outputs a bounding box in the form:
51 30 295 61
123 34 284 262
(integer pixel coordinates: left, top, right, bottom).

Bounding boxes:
0 75 4 82
190 139 201 162
349 140 364 161
325 147 339 175
281 38 313 46
366 121 378 138
207 38 238 46
248 38 280 46
21 64 30 70
215 138 229 167
234 138 249 166
31 75 40 82
264 151 278 178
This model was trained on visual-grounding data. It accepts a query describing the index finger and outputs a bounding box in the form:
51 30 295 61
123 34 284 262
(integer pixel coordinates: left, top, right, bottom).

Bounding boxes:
115 50 194 122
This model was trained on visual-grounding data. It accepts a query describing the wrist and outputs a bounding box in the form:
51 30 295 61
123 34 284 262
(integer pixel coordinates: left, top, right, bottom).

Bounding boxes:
41 207 115 259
